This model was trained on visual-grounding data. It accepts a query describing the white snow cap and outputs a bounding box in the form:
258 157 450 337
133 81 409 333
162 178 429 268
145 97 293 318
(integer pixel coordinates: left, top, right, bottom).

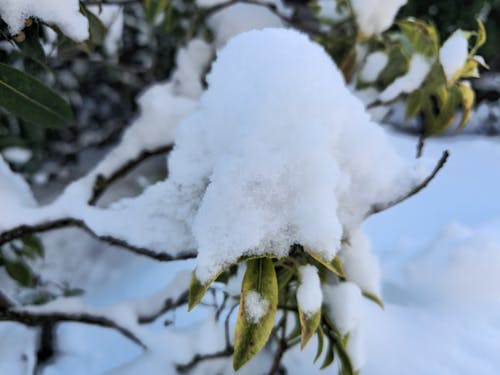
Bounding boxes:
164 28 424 283
244 291 270 323
351 0 408 36
379 54 432 102
0 0 89 42
297 265 323 316
439 30 469 82
0 156 36 210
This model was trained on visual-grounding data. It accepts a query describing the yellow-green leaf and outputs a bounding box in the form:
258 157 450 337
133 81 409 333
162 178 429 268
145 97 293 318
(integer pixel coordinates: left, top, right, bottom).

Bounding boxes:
314 325 325 363
299 307 321 349
233 258 278 371
362 291 385 309
188 269 223 311
320 339 335 369
405 90 424 120
456 82 475 132
308 250 345 278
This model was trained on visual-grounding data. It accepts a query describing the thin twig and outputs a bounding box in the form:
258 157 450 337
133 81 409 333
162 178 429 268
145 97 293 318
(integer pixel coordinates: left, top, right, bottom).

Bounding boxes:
176 347 234 373
88 145 174 206
0 218 196 262
367 150 449 216
138 291 188 324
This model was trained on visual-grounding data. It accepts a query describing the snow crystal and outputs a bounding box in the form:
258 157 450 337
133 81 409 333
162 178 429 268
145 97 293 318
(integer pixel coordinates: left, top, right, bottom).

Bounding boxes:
359 51 388 82
339 230 381 297
439 30 469 82
351 0 407 36
379 54 431 102
323 281 362 335
0 0 89 41
297 265 322 316
244 291 269 323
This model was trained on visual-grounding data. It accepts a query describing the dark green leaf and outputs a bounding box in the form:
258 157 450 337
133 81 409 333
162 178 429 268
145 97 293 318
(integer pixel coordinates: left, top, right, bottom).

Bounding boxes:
4 258 36 287
0 63 73 128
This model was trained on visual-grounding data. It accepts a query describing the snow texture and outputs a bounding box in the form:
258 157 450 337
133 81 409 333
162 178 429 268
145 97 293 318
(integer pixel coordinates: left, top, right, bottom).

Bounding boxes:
339 230 381 297
351 0 407 36
379 54 432 102
296 265 322 316
0 0 89 41
439 30 469 82
359 51 388 82
0 156 36 210
244 291 269 323
1 147 32 164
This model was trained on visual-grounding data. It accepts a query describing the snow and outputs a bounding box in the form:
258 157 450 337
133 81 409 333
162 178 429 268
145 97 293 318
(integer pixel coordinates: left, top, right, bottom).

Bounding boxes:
0 0 89 41
351 0 407 36
183 28 424 283
439 30 469 82
296 265 322 316
2 147 32 164
359 51 388 82
244 291 269 323
339 230 381 297
0 155 36 209
323 281 363 335
207 1 288 48
379 54 432 102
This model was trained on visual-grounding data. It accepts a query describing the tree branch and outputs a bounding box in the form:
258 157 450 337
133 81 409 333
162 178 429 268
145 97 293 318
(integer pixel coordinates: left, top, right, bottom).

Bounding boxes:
0 308 147 349
88 145 174 206
0 218 196 262
176 347 234 373
137 291 188 324
366 150 449 217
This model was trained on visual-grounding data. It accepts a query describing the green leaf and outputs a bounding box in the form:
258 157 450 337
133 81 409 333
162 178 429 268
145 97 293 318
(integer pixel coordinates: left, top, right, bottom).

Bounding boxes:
405 90 424 120
188 269 223 311
21 234 44 259
308 250 345 278
398 19 439 57
472 19 487 54
298 307 321 349
0 63 73 128
4 258 36 287
362 291 384 309
233 257 278 371
456 82 475 132
145 0 170 23
314 325 325 363
80 4 107 47
320 338 335 369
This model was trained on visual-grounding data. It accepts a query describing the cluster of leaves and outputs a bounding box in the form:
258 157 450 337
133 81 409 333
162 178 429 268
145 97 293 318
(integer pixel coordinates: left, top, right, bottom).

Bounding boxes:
189 245 381 373
366 19 486 136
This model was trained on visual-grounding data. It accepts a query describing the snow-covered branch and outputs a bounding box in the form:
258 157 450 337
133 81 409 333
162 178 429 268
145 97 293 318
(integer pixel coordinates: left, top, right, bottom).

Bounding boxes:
366 150 449 217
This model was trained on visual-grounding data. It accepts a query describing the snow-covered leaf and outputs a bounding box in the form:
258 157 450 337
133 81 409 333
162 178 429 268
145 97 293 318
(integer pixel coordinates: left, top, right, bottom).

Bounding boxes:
233 257 278 370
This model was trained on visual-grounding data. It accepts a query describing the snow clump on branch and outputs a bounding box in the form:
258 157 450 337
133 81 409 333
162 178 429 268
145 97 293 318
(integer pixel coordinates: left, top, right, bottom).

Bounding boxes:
161 28 425 283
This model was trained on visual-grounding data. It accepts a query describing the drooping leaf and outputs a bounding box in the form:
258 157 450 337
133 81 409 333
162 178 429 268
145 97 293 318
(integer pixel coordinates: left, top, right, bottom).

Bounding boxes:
456 82 475 132
298 307 321 349
362 291 385 309
233 257 278 371
398 19 439 57
405 90 424 120
0 63 73 128
314 325 325 363
80 4 107 47
308 250 345 278
188 269 224 311
320 338 335 369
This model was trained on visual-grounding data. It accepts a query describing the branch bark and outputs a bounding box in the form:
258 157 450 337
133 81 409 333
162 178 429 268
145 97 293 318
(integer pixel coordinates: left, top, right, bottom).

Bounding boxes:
366 150 449 217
